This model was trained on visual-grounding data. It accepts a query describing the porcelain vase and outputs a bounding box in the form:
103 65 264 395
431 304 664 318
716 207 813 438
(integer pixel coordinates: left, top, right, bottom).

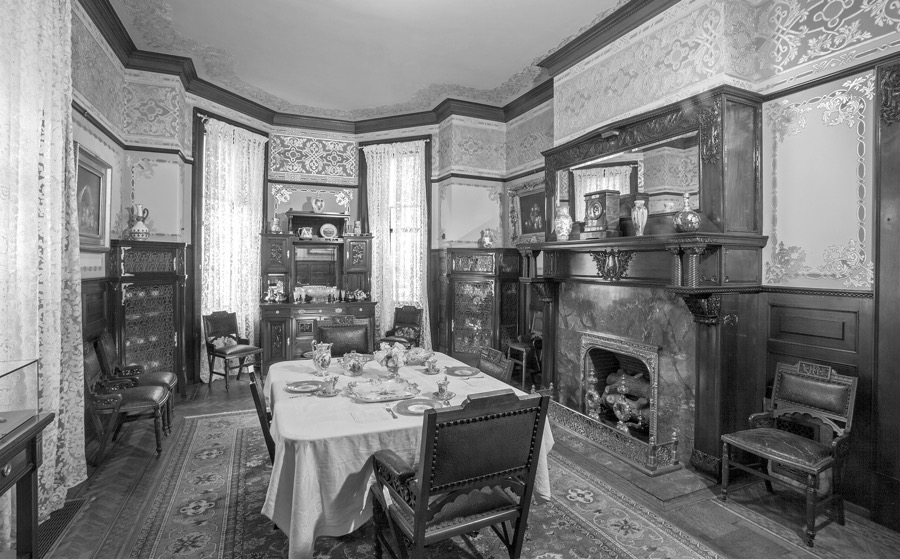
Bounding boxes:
631 200 648 236
312 197 325 213
129 204 150 240
553 205 573 241
673 192 700 233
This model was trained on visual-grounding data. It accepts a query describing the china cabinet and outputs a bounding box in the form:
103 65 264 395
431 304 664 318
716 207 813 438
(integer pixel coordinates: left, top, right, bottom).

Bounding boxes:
108 240 187 395
437 249 520 365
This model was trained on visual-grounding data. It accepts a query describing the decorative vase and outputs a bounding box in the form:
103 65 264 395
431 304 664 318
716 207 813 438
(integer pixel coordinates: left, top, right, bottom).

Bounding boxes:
312 197 325 213
554 205 573 241
129 204 150 240
631 200 648 236
478 229 495 248
269 217 282 233
673 192 700 233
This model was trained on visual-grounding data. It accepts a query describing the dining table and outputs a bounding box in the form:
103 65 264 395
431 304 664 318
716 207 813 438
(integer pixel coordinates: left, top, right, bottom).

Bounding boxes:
261 351 555 559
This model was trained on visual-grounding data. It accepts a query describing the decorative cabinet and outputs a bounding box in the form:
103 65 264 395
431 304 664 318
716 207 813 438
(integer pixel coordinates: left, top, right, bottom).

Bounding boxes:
441 249 520 365
108 240 187 394
260 302 377 370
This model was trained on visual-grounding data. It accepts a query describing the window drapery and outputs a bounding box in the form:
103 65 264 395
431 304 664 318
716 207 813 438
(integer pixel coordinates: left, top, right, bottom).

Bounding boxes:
199 117 267 382
363 141 431 349
0 0 87 545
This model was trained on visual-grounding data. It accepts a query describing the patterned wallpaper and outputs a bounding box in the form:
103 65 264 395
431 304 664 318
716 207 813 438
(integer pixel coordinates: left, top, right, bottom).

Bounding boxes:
71 5 126 130
437 116 506 177
124 75 185 151
506 101 554 176
762 71 874 290
554 0 726 145
268 131 358 185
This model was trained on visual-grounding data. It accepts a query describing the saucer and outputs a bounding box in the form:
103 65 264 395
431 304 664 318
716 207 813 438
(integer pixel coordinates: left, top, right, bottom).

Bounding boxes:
285 380 324 393
432 391 455 401
316 389 341 398
420 366 441 375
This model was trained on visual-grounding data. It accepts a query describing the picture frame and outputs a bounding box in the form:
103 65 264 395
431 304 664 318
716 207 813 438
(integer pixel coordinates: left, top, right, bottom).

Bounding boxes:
510 179 546 244
76 144 112 252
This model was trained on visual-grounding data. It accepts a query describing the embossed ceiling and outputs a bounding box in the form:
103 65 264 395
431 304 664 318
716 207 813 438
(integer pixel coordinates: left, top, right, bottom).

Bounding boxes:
109 0 623 120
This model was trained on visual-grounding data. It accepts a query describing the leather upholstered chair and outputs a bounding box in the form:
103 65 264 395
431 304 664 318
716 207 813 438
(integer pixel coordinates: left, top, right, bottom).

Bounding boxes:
720 361 858 547
378 305 423 348
316 315 370 356
370 389 550 559
248 370 275 464
202 311 264 391
477 347 513 384
84 342 169 464
95 331 178 427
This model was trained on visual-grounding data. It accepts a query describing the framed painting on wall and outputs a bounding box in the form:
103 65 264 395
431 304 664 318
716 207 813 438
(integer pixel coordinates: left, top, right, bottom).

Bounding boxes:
510 179 546 244
76 144 112 252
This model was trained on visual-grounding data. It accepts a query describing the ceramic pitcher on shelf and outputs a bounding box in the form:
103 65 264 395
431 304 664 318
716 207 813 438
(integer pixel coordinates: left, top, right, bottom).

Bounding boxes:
129 204 150 240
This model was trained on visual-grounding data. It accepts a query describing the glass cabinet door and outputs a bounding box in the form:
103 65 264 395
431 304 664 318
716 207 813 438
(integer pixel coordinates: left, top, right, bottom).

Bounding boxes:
450 279 495 356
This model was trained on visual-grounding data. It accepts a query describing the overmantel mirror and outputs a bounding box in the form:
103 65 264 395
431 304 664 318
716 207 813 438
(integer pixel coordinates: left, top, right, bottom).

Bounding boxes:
542 87 762 240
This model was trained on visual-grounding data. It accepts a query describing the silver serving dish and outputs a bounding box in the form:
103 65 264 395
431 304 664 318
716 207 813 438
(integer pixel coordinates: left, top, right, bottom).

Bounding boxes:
346 377 420 403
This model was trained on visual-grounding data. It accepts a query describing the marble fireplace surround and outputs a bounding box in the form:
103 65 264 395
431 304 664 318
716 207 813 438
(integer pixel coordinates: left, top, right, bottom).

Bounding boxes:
552 283 696 473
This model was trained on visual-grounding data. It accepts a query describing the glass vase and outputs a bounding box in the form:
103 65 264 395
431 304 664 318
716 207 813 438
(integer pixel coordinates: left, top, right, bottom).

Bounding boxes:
631 200 648 236
673 192 700 233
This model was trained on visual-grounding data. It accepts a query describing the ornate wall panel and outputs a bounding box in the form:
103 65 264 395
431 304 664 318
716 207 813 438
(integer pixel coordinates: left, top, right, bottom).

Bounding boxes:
762 72 874 290
268 131 357 184
71 3 126 130
506 102 554 175
440 116 506 177
123 75 184 148
554 0 726 145
437 180 505 248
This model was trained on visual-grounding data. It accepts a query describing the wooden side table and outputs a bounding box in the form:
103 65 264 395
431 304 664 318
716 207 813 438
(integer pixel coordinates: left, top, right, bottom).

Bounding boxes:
0 413 54 559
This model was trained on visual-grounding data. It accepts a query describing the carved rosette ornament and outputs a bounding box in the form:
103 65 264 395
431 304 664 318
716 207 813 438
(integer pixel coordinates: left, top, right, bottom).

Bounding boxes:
881 63 900 126
590 249 634 281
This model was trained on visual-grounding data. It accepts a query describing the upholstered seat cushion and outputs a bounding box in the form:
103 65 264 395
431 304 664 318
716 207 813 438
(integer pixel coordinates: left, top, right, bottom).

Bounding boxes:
213 343 263 358
722 428 834 471
116 385 168 413
318 325 369 356
133 370 178 390
390 485 519 534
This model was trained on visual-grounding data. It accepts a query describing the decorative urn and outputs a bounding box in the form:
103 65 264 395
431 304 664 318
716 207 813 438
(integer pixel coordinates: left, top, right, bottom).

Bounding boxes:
554 205 573 241
672 192 700 233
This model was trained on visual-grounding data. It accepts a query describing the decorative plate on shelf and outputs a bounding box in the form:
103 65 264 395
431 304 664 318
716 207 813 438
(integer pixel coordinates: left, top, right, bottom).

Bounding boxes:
319 223 339 239
284 380 324 394
395 398 444 415
446 366 479 377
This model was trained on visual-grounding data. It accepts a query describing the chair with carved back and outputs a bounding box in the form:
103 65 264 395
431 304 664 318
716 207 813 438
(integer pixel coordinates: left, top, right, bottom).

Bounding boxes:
202 311 264 391
95 331 177 428
378 305 423 348
316 315 370 357
506 310 543 390
477 347 513 384
370 389 550 559
247 369 275 464
83 342 169 464
720 360 858 547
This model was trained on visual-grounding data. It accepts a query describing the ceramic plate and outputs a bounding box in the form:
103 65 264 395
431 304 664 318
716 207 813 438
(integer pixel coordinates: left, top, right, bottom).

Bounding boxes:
395 398 444 415
446 366 479 377
319 223 339 239
285 380 324 393
346 378 420 402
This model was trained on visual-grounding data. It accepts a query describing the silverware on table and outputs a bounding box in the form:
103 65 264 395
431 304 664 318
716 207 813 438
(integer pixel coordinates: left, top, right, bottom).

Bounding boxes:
385 405 398 419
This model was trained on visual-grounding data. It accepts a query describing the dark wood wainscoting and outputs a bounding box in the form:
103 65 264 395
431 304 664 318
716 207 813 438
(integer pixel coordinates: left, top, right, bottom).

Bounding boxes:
81 278 112 344
762 290 875 515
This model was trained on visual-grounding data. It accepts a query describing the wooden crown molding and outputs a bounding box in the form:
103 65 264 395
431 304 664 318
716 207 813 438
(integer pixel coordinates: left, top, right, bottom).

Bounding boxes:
537 0 682 78
78 0 556 133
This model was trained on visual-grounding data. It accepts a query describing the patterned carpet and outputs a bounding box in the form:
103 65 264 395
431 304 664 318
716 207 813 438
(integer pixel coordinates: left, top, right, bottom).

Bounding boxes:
128 410 719 558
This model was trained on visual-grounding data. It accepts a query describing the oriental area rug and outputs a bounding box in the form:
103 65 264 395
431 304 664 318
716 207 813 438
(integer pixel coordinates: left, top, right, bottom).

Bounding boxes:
126 410 718 559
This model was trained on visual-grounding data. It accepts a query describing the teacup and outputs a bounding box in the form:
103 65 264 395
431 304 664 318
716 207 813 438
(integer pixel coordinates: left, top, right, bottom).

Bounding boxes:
424 357 438 373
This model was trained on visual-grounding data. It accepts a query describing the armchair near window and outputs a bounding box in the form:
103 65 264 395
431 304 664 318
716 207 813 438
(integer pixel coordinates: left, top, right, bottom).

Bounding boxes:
370 389 550 559
378 305 423 348
720 361 858 547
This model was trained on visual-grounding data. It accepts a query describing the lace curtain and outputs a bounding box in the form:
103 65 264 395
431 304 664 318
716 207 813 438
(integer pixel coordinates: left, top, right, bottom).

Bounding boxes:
363 141 431 349
0 0 87 545
200 118 267 382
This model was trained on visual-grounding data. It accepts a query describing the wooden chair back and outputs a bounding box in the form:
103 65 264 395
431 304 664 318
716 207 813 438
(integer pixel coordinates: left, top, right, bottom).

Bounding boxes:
478 347 513 384
772 361 858 438
202 311 244 344
248 370 275 464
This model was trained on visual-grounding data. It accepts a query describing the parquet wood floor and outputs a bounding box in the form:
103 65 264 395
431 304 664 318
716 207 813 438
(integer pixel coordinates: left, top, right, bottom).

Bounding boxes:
43 377 900 558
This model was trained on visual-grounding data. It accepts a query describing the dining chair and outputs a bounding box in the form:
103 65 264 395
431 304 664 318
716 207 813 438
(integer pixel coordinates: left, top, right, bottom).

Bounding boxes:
316 315 370 356
370 389 550 559
506 310 543 390
248 370 275 464
720 361 858 547
95 331 177 427
378 305 423 348
84 342 169 464
202 311 264 391
477 347 513 384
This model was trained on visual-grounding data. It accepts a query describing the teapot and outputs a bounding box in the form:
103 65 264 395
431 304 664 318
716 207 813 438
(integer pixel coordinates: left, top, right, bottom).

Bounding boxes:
341 351 365 376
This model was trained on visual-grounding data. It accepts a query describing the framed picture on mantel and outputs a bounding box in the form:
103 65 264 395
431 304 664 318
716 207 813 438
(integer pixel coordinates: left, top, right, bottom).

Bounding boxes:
75 144 112 252
510 179 546 244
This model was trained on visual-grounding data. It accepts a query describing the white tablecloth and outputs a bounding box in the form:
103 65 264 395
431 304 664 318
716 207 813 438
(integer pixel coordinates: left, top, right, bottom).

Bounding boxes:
261 352 554 559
